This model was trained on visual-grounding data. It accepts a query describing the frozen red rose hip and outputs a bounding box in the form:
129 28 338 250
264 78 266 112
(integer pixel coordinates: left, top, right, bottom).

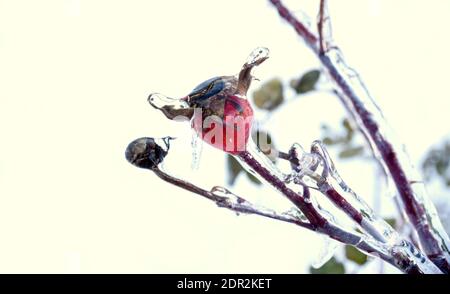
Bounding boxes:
148 47 269 154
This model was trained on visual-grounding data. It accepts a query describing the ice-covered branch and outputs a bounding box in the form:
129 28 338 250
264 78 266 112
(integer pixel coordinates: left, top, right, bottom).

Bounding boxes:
269 0 450 272
125 137 314 230
318 0 331 54
135 46 445 273
285 141 393 243
125 136 440 273
236 142 440 274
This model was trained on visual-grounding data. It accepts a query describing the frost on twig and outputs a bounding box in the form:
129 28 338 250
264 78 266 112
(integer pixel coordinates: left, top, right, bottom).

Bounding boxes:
269 0 450 272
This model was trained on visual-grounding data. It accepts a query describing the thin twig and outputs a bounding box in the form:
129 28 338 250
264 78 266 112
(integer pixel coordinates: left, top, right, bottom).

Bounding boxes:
151 167 314 230
318 0 328 54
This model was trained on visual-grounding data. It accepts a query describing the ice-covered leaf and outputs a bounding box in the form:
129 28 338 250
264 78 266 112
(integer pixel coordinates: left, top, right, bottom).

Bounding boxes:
345 245 368 265
342 118 354 143
227 154 242 185
322 136 337 146
290 70 321 94
252 78 284 110
321 118 355 146
384 217 397 229
246 173 262 185
252 130 276 162
338 146 364 159
227 155 261 186
321 119 366 160
312 236 340 269
422 140 450 186
309 257 345 274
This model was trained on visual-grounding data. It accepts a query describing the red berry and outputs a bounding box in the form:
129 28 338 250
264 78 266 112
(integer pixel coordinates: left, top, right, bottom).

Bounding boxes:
192 95 253 154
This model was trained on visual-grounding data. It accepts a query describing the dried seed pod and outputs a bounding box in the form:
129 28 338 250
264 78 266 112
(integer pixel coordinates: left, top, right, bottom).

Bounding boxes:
125 137 170 169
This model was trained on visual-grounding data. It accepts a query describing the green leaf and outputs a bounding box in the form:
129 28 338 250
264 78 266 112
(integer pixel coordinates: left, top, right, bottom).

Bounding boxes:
436 160 447 176
252 78 284 110
322 136 337 146
338 146 365 159
227 155 261 186
291 70 321 94
421 141 450 186
227 155 242 185
227 129 275 185
384 217 397 229
252 130 272 153
252 130 277 162
345 245 368 265
246 172 262 185
309 257 345 274
342 118 354 143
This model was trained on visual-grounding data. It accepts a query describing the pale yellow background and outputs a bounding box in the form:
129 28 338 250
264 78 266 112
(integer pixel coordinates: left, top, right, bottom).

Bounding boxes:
1 0 450 273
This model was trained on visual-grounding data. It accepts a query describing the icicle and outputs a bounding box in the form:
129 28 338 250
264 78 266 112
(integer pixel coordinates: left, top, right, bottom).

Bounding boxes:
245 47 269 67
312 235 340 268
190 131 203 170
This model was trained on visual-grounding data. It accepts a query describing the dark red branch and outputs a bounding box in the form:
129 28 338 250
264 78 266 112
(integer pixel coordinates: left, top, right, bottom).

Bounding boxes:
323 187 363 223
238 151 326 227
318 0 327 54
151 167 314 230
238 150 433 273
269 0 318 52
268 0 450 273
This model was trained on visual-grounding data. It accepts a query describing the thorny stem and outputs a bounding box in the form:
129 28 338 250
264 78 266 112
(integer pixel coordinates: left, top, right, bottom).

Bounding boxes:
269 0 450 272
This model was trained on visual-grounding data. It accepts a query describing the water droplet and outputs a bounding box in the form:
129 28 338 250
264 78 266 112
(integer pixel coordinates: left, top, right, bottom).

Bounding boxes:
210 185 231 196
